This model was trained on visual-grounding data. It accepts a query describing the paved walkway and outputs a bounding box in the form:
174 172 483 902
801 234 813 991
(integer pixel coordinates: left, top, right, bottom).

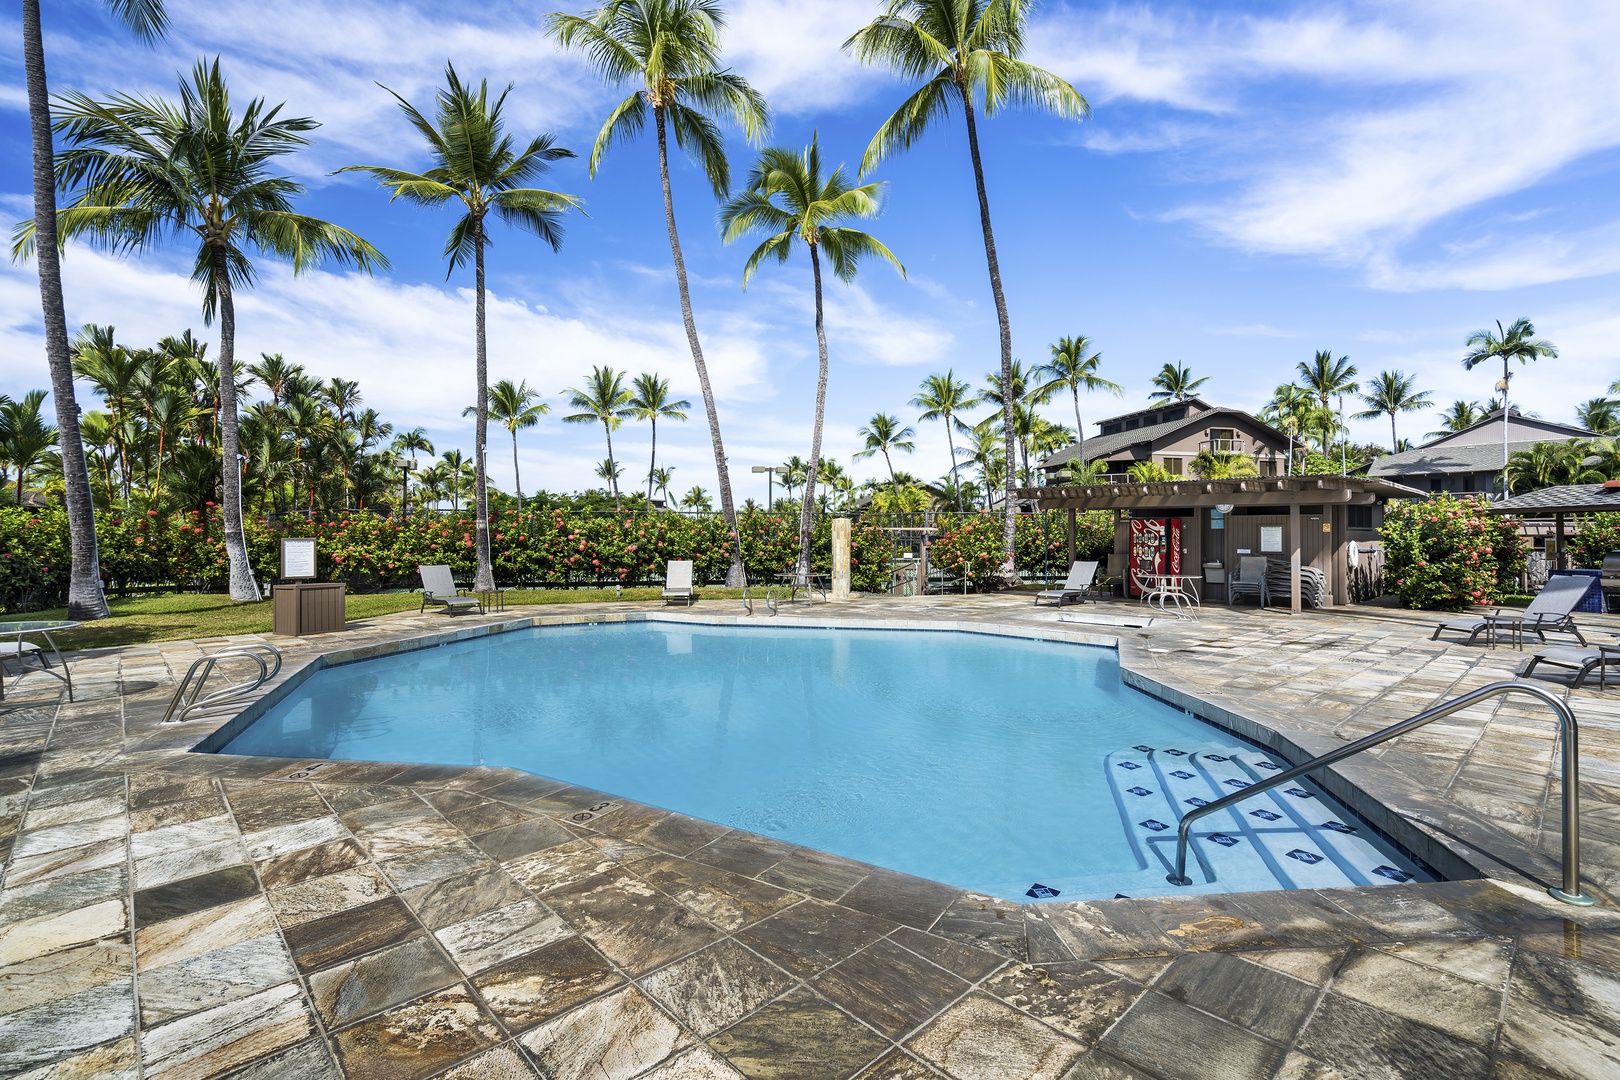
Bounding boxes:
1 594 1617 1079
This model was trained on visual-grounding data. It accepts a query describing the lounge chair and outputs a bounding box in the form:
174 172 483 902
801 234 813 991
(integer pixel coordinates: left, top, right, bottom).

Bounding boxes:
662 560 696 606
1519 637 1619 687
418 564 483 616
1035 561 1099 606
1227 556 1270 608
1431 576 1589 646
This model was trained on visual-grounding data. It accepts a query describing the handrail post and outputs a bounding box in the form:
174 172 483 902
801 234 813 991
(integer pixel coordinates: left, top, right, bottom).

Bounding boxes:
1166 680 1591 906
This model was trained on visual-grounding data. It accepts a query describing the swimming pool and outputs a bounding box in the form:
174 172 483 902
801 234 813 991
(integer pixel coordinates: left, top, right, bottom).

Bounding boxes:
222 622 1429 901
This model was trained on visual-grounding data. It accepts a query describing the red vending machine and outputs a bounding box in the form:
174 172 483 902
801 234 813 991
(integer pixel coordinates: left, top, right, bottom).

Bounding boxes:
1128 517 1182 597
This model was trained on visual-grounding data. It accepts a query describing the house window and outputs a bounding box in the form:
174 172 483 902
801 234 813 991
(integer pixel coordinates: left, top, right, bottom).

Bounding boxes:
1462 475 1475 492
1163 457 1183 475
1348 506 1373 529
1429 476 1444 492
1101 423 1122 435
1258 459 1277 476
1209 428 1238 452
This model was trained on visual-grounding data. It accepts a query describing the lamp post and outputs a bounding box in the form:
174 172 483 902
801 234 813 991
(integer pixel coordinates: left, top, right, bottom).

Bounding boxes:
396 458 416 518
750 464 786 508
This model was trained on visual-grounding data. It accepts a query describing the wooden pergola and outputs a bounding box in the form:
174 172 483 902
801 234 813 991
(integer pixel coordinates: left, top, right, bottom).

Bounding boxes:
1014 475 1423 613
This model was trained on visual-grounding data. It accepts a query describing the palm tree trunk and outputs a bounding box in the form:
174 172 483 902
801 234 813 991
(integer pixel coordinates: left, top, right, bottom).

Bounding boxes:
959 85 1017 579
510 428 522 510
944 419 963 511
472 225 494 592
646 417 657 505
603 420 620 509
1390 412 1398 454
22 0 107 620
883 448 898 495
1072 386 1086 469
797 244 831 576
211 249 261 601
655 106 744 587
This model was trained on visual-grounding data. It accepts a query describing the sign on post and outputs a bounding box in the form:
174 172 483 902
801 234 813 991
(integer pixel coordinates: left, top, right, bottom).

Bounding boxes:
280 537 318 581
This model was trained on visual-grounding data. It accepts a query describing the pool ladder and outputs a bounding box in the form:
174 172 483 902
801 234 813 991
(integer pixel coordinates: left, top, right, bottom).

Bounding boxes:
162 643 282 723
1166 680 1592 905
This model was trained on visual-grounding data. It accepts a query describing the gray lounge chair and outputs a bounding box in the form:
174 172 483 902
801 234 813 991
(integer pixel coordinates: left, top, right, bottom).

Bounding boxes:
1227 556 1270 608
418 564 483 616
662 560 696 606
1431 575 1589 646
1035 561 1099 606
1519 636 1618 687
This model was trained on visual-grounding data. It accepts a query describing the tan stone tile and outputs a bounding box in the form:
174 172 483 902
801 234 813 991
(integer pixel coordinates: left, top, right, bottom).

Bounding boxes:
268 864 393 928
518 986 692 1080
140 980 311 1080
0 899 127 967
0 938 131 1018
135 896 277 974
907 993 1084 1080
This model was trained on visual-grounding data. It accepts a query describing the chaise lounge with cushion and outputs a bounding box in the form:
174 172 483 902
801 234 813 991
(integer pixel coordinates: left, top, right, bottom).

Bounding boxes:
1034 561 1099 606
1431 575 1589 646
418 564 483 616
1519 635 1619 688
663 560 696 606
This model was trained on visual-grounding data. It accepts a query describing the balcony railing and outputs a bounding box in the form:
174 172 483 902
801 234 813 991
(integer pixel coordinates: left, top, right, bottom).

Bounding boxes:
1200 438 1246 453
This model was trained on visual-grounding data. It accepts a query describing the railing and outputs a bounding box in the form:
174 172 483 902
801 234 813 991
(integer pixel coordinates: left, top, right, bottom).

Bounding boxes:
162 643 283 723
1199 439 1246 453
1165 680 1592 906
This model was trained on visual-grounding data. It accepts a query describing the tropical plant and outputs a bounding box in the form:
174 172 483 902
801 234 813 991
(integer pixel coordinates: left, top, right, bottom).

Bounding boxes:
681 486 712 512
911 371 976 510
1148 362 1207 403
720 134 904 573
650 466 677 505
1034 335 1119 465
1505 441 1601 494
1259 384 1328 474
1126 461 1173 482
547 0 769 587
1569 513 1620 569
17 0 165 618
1575 398 1620 436
465 379 547 509
1190 449 1258 479
1064 458 1110 483
341 63 577 591
626 372 689 506
1353 370 1432 453
959 423 1007 508
1428 400 1485 438
1463 317 1558 491
564 366 635 508
847 0 1088 574
38 59 386 600
1382 494 1527 610
0 391 59 503
853 412 916 497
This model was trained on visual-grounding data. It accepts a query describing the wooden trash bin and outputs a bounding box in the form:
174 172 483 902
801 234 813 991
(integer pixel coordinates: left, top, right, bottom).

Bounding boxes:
272 583 347 636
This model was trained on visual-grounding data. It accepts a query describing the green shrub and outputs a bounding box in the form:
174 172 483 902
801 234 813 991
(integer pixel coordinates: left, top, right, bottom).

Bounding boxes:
1381 495 1528 611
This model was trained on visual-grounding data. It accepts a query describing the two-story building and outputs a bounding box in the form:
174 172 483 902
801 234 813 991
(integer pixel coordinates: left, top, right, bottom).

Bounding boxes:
1038 398 1295 482
1366 410 1597 495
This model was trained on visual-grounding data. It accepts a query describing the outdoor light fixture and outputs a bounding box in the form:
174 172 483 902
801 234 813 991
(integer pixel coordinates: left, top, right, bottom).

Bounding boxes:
1216 503 1234 514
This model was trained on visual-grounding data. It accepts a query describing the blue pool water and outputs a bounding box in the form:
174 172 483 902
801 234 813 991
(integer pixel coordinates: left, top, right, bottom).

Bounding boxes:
223 623 1427 900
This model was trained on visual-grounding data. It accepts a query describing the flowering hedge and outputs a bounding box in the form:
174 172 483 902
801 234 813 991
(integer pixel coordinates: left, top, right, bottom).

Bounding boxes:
1381 495 1528 611
928 510 1114 588
1569 513 1620 569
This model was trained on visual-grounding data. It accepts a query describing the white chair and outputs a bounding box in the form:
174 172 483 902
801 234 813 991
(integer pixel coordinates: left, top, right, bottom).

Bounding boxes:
662 560 696 606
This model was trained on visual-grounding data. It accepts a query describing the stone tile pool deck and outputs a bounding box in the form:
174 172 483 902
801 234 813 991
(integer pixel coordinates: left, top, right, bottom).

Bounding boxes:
1 594 1618 1079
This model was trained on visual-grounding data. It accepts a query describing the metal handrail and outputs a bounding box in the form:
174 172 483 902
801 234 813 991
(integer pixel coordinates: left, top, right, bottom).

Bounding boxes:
162 643 282 723
1166 680 1592 906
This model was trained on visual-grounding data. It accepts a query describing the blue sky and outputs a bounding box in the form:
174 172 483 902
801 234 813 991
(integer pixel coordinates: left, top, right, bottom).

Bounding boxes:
4 0 1619 500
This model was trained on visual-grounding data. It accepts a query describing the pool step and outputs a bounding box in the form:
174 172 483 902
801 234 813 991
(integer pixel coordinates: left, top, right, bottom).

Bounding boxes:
1102 742 1430 897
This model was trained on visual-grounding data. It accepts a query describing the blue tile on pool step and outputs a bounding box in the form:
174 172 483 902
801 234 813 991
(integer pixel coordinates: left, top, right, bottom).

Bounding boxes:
1207 834 1239 848
1126 787 1153 797
1320 821 1357 834
1138 820 1169 832
1184 798 1209 807
1286 850 1325 865
1373 865 1413 882
1117 762 1142 771
1284 789 1314 799
1170 771 1194 780
1250 809 1282 821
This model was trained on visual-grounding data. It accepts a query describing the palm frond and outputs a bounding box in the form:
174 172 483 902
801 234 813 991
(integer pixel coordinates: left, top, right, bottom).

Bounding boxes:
589 91 648 178
490 189 585 251
332 167 461 208
972 53 1089 120
665 100 729 196
861 72 954 175
738 231 796 288
246 211 391 273
106 0 170 43
441 214 481 276
819 227 906 283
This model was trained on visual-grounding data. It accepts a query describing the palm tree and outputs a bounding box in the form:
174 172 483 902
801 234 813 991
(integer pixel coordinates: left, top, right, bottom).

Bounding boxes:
911 371 975 510
1353 371 1433 453
0 391 59 504
650 465 676 505
564 366 635 508
547 0 769 588
38 59 386 600
854 412 916 499
681 486 712 512
19 0 164 617
627 373 690 505
1297 349 1358 467
465 379 548 509
1035 336 1120 464
1506 441 1600 495
415 462 449 509
1148 362 1208 403
959 423 1006 509
595 458 625 493
1463 317 1558 495
1428 399 1485 438
1260 384 1325 475
847 0 1087 571
719 134 904 572
1576 398 1620 436
1191 449 1259 480
439 450 475 511
341 64 579 592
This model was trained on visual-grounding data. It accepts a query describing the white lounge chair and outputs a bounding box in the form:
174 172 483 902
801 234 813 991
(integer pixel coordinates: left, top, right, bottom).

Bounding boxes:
663 560 696 606
1035 561 1099 606
1432 575 1589 646
418 564 483 616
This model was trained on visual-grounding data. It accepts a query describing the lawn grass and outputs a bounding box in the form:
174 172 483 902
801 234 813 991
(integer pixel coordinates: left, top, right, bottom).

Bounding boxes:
1 587 751 650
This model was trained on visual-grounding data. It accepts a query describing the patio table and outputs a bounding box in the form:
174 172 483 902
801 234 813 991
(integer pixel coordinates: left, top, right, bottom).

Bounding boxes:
0 620 80 701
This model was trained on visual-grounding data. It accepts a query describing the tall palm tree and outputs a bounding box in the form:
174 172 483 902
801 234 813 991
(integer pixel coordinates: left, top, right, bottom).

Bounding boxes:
1260 384 1326 475
1575 398 1620 437
959 423 1006 509
1428 399 1485 438
1297 349 1357 467
681 486 712 512
720 135 904 572
341 65 579 592
847 0 1087 571
910 370 975 510
853 412 916 499
564 366 635 509
1353 371 1433 453
547 0 769 587
19 0 164 617
1035 335 1120 465
465 379 548 509
439 450 475 512
0 391 59 504
627 373 690 505
37 59 386 600
1148 362 1208 403
1463 317 1558 496
650 465 676 505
